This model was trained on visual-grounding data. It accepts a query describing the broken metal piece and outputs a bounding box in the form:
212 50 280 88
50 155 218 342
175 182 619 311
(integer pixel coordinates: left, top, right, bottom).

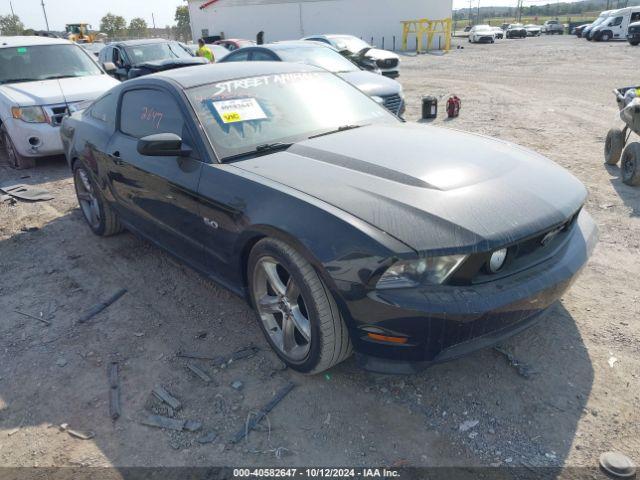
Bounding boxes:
231 382 295 444
14 310 51 326
0 183 54 202
152 386 181 410
78 289 127 323
67 429 95 440
212 344 260 367
141 415 185 431
108 362 121 420
187 363 211 383
176 351 217 361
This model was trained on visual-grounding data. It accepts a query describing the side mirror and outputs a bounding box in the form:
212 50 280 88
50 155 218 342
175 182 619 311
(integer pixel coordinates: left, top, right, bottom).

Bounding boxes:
137 133 192 157
103 62 117 73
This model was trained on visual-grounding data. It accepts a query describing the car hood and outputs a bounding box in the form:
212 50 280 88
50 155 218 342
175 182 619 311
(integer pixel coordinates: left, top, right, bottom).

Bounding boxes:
337 70 402 96
361 47 399 61
135 57 208 71
0 74 119 107
235 124 587 253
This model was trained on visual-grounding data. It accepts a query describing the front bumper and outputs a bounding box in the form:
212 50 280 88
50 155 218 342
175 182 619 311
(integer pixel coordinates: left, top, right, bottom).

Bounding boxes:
627 33 640 41
347 210 598 374
3 118 64 158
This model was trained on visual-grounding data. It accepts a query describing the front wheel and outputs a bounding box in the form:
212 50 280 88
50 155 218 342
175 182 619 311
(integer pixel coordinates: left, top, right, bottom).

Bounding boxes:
1 126 35 169
248 238 352 374
605 128 625 165
621 143 640 186
630 41 640 46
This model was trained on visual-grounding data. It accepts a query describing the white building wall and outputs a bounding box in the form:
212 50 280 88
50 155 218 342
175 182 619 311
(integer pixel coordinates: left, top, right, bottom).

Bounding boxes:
188 0 453 50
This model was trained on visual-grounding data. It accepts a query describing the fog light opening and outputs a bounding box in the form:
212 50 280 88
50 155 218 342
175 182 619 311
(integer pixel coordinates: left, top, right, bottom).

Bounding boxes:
28 137 41 147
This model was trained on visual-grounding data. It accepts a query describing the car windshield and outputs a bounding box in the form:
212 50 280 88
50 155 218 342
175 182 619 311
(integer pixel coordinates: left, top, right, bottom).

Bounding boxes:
277 46 359 73
592 16 607 27
475 26 492 31
124 42 192 65
187 71 398 161
0 44 102 84
330 36 371 53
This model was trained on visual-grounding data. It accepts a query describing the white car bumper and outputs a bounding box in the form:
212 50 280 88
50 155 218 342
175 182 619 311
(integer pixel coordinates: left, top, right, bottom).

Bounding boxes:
3 117 63 158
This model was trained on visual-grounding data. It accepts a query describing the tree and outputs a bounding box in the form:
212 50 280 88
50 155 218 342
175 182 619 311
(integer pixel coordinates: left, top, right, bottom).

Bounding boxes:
0 14 24 36
175 6 191 41
128 17 148 38
100 13 127 39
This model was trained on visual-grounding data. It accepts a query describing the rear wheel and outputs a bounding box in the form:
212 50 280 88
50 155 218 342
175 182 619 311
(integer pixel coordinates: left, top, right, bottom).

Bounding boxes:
248 238 352 374
621 143 640 186
605 128 625 165
1 126 35 169
73 162 123 236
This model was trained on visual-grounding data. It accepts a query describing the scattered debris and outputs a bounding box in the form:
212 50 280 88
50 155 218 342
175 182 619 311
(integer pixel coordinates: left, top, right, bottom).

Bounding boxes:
599 451 636 478
608 356 619 368
20 226 39 232
176 351 218 361
14 310 51 326
7 427 20 437
0 183 54 202
212 344 260 367
184 420 202 432
459 420 479 432
231 380 244 391
141 415 185 432
78 289 127 323
56 358 67 368
231 382 295 444
108 362 121 421
187 363 211 383
494 346 535 378
197 432 218 444
152 386 181 411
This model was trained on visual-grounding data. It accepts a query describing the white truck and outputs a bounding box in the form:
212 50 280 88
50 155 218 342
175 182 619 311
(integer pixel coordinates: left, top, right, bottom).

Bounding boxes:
591 7 640 41
541 20 564 34
0 36 119 168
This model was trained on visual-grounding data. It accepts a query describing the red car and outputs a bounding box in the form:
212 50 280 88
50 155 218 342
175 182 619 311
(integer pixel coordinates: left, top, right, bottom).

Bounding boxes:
214 39 256 51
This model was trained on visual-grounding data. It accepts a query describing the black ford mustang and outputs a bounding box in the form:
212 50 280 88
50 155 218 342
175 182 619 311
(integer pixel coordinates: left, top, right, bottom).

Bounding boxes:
60 63 597 374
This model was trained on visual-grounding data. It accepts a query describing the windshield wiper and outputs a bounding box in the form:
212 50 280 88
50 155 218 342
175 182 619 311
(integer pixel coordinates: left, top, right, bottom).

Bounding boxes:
42 75 79 80
309 124 362 139
0 78 41 84
221 142 294 162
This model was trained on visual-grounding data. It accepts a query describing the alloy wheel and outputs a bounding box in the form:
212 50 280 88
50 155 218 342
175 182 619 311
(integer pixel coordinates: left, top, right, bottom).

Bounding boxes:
253 256 311 361
74 167 101 229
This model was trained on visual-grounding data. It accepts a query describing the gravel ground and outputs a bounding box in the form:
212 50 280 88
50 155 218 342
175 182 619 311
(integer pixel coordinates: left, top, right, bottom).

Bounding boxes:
0 36 638 474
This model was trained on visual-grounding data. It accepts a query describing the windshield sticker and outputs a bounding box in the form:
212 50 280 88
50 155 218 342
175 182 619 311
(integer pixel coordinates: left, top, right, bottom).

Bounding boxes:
16 47 27 55
212 98 267 124
211 72 321 97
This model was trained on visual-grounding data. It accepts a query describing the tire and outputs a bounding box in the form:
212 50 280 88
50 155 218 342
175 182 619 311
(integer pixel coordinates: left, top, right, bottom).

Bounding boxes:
248 238 352 374
630 41 639 46
601 32 611 42
72 161 123 236
1 126 35 169
621 143 640 186
605 128 625 165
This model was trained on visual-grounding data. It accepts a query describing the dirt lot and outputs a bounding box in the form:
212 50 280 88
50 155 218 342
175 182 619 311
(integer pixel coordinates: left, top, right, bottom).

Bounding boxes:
0 36 638 474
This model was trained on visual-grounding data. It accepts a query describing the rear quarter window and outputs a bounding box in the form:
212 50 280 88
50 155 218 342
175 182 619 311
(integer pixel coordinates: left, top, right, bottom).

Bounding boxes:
88 93 117 131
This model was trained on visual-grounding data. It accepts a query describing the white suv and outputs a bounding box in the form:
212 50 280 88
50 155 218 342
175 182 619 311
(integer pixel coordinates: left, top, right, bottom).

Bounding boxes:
0 36 119 169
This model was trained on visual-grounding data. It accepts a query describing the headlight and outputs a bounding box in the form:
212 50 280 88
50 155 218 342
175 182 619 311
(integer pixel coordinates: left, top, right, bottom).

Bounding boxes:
12 106 47 123
371 96 385 105
377 255 467 289
68 100 92 114
488 248 508 273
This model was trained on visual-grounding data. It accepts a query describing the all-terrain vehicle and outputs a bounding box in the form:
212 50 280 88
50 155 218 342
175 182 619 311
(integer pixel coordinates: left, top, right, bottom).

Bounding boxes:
605 86 640 186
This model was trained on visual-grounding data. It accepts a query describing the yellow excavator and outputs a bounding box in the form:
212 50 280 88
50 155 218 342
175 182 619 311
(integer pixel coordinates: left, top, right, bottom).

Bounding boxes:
65 23 98 43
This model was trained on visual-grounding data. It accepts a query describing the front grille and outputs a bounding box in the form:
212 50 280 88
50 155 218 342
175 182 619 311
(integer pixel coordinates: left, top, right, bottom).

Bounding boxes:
44 104 69 126
629 26 640 34
377 58 399 69
382 94 403 115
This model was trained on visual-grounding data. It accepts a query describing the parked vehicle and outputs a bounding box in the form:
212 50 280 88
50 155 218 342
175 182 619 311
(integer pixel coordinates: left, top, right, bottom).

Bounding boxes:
583 10 616 40
525 24 542 36
98 39 207 81
506 24 527 39
184 43 230 61
573 24 590 37
464 25 472 32
61 62 597 374
542 20 564 34
0 36 118 169
301 34 400 78
491 26 504 39
219 41 405 116
214 39 256 51
627 21 640 45
468 25 496 44
592 7 640 41
604 86 640 185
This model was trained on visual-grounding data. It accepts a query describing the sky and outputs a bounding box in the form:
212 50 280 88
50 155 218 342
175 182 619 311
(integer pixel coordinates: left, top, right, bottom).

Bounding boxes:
3 0 586 31
2 0 186 31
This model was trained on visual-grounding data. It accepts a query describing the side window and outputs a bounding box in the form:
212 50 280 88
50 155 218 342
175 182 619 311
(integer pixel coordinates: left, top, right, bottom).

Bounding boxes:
99 47 110 63
250 50 276 61
631 12 640 22
611 16 623 26
225 50 250 62
89 93 117 130
120 89 185 140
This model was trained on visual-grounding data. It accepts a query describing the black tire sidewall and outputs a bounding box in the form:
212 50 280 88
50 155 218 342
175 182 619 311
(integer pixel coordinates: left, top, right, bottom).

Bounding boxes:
247 239 325 373
73 162 108 236
622 143 640 186
605 129 625 165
